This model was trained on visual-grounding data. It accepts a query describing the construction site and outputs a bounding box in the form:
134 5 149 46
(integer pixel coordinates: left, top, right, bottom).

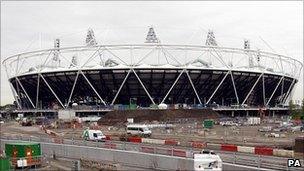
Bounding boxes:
1 16 303 170
1 106 304 170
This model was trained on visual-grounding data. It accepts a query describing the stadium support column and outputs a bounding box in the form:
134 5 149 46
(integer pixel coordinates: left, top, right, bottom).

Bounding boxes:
266 76 284 106
206 71 229 105
15 77 36 108
263 75 266 106
111 69 132 105
80 71 107 106
66 71 80 108
272 110 275 118
229 71 239 105
161 69 185 104
132 69 155 105
9 82 21 109
185 70 202 104
241 73 263 105
282 79 295 104
246 111 249 117
36 74 40 109
39 74 65 108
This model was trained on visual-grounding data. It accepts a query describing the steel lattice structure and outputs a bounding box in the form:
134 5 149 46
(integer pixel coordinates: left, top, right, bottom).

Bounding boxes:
3 43 303 109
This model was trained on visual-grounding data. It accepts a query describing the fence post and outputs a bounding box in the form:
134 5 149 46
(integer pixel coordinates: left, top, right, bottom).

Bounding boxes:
258 155 261 168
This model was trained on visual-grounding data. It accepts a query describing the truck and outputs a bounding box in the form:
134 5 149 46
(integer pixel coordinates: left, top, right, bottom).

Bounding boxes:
82 129 106 142
126 124 152 137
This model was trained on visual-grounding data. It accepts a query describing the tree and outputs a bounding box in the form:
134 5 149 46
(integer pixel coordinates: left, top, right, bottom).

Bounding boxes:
301 99 304 120
289 100 295 115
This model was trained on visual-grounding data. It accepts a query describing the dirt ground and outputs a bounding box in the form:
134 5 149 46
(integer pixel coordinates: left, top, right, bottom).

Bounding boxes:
1 118 302 149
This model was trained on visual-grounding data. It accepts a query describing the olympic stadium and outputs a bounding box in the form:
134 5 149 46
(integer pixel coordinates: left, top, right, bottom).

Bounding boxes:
3 27 303 111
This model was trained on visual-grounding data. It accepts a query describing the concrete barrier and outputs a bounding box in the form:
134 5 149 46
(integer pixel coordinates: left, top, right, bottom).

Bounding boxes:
128 137 142 143
172 149 187 157
190 141 206 149
206 143 221 150
105 135 111 140
237 146 254 154
104 142 116 149
141 146 154 153
273 149 293 158
1 139 194 170
254 147 273 156
221 144 237 152
53 138 63 144
165 139 179 146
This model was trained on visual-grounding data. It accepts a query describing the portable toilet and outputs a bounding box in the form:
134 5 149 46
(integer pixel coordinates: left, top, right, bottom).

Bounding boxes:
203 119 214 129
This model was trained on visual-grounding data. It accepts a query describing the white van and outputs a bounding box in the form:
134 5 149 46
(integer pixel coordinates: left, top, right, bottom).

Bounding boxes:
126 124 152 137
194 150 222 171
82 129 106 142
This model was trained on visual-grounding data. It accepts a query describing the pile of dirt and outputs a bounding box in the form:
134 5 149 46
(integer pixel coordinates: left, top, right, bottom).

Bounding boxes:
98 109 219 125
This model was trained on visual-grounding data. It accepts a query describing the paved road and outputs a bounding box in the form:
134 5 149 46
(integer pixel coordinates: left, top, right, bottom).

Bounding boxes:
223 163 272 171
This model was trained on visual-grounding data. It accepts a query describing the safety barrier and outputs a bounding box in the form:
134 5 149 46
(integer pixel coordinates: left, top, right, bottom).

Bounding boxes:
104 142 116 149
189 141 206 149
2 135 304 171
237 146 254 154
142 138 165 145
105 135 111 141
273 149 293 158
53 138 63 144
127 137 142 143
221 144 237 152
165 139 179 146
141 146 155 153
172 149 187 157
206 143 221 150
254 147 273 156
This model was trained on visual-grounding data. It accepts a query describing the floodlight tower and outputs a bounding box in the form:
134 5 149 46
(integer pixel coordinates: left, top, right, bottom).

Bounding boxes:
256 49 261 67
145 26 160 43
244 39 250 50
52 38 61 67
205 30 217 46
70 55 78 67
244 39 254 68
86 28 98 46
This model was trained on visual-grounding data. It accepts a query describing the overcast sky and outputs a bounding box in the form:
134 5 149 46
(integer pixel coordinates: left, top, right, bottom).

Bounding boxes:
1 1 303 105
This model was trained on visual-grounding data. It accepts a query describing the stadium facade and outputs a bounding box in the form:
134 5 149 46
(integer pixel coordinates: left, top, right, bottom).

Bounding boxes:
3 28 303 110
